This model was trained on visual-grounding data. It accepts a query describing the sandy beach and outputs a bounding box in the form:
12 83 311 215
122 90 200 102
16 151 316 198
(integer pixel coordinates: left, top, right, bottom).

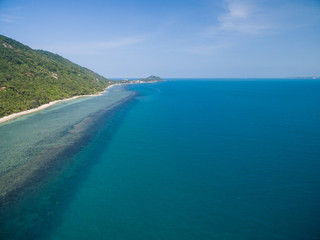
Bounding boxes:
0 83 122 125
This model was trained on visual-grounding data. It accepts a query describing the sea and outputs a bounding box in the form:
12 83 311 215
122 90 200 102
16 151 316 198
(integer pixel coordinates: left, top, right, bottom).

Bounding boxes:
0 79 320 240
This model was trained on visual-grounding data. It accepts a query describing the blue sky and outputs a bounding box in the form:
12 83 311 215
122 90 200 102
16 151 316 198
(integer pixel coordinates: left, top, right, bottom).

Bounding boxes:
0 0 319 78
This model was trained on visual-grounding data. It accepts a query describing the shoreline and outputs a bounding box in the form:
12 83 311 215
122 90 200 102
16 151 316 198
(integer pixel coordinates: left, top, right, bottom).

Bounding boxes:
0 83 122 125
0 89 135 205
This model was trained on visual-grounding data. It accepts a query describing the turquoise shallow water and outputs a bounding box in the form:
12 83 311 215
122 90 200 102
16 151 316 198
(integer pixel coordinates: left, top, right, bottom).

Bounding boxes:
1 79 320 239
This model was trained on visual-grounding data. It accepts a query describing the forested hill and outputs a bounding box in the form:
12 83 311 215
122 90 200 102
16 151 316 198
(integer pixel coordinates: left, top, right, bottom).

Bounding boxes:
0 34 112 118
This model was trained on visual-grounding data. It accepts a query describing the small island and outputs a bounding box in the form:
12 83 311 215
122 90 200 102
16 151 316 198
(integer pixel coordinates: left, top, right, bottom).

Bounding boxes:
117 75 165 84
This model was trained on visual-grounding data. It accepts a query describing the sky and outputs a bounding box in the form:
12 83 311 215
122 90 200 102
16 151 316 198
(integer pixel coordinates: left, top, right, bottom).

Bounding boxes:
0 0 320 78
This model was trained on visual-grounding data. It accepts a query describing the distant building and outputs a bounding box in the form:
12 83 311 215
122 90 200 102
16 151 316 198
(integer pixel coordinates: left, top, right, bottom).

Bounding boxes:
51 73 58 79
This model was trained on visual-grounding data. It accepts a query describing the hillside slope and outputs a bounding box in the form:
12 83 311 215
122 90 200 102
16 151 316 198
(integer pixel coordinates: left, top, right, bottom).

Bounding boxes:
0 35 112 118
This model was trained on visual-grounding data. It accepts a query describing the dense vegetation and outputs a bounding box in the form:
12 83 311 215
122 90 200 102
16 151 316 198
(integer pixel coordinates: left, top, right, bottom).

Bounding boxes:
0 35 113 118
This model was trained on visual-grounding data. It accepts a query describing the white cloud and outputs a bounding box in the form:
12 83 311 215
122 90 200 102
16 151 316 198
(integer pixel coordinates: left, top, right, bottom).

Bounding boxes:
41 36 147 55
224 0 250 18
0 6 24 23
87 37 146 49
177 43 230 55
217 0 270 34
208 0 320 36
0 14 20 23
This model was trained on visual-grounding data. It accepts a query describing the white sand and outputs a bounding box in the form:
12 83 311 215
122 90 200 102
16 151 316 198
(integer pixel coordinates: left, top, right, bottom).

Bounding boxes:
0 84 122 125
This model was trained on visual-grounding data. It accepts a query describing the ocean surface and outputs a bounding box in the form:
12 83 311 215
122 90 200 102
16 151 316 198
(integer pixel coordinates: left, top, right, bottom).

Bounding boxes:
0 79 320 240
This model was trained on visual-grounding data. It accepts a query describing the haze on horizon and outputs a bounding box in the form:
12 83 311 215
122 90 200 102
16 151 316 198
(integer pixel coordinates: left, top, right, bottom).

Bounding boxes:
0 0 319 78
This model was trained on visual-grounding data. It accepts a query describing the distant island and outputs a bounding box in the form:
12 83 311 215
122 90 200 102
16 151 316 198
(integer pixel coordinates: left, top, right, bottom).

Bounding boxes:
290 76 320 79
120 75 165 84
0 34 164 119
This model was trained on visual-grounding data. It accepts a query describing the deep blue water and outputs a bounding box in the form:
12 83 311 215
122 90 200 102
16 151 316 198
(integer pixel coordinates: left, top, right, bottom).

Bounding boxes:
1 79 320 239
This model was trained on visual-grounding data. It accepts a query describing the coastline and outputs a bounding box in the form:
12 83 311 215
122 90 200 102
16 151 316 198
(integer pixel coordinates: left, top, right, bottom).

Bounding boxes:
0 83 122 125
0 85 135 204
